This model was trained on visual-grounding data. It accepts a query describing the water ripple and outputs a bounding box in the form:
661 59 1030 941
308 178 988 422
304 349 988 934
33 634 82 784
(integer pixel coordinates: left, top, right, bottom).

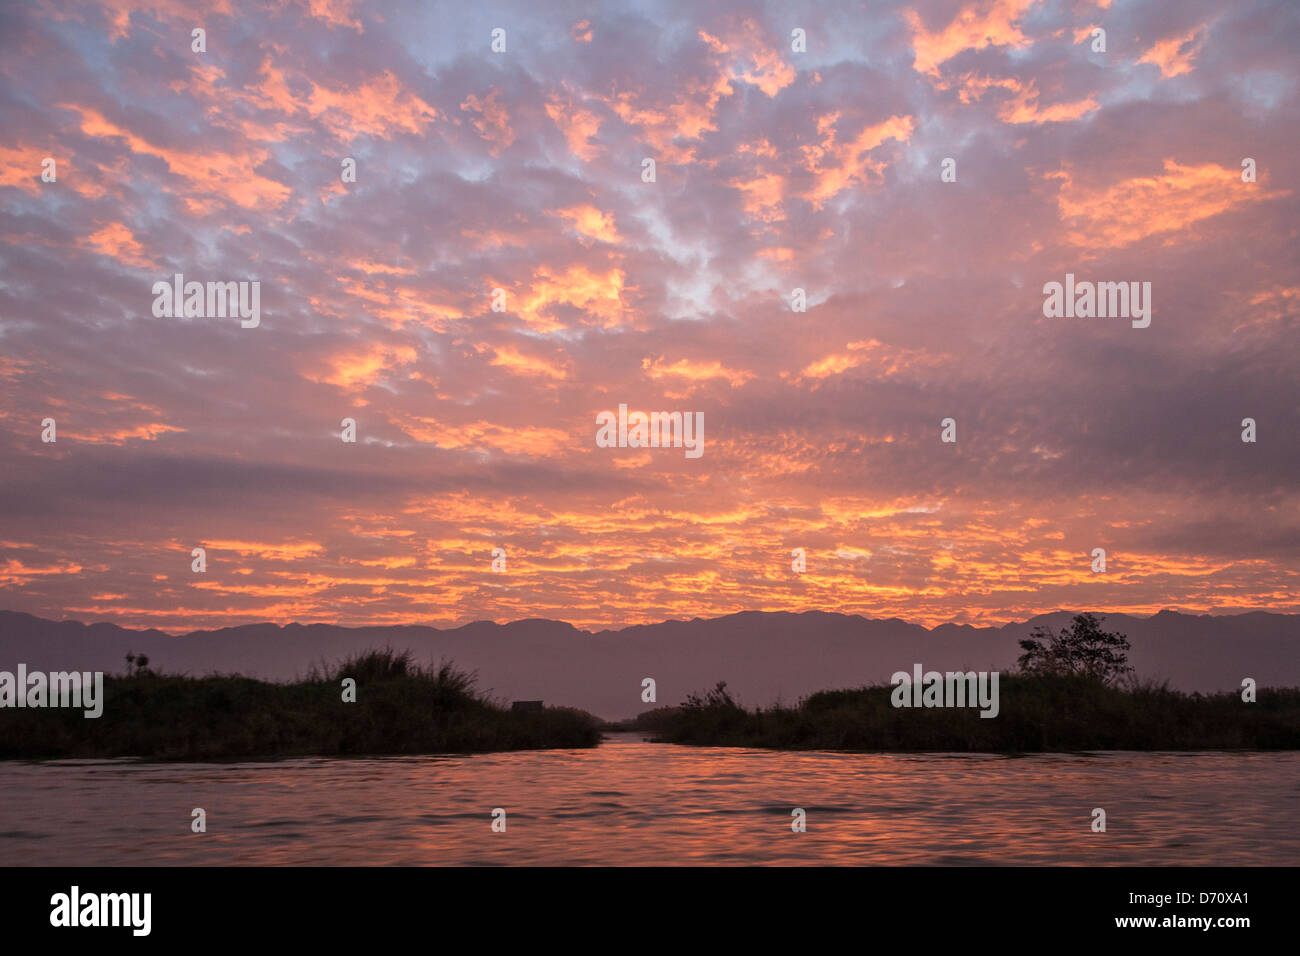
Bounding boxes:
1 735 1296 866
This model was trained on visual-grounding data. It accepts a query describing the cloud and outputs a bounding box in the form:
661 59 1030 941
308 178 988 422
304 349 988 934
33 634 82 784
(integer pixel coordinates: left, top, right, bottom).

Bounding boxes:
1138 25 1209 78
555 204 621 244
798 112 915 208
0 0 1295 631
906 0 1040 77
1048 159 1287 247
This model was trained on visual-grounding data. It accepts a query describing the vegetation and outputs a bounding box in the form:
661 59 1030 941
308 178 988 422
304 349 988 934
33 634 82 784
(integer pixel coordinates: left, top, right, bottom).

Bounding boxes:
0 648 601 760
1017 613 1133 685
635 676 1300 752
628 616 1300 751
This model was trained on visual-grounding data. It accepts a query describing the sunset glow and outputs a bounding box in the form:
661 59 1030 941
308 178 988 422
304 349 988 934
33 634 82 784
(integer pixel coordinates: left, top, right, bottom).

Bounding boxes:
1 0 1296 633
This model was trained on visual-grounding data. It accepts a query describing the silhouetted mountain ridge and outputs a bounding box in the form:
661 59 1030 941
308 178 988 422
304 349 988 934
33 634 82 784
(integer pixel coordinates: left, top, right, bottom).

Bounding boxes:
1 608 1295 719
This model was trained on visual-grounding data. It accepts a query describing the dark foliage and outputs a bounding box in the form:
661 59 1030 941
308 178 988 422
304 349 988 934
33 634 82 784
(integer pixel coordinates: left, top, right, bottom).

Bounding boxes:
0 649 600 760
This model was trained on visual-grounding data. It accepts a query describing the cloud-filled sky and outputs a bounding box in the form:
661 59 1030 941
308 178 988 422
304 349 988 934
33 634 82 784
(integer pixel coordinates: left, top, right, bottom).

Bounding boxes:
1 0 1297 632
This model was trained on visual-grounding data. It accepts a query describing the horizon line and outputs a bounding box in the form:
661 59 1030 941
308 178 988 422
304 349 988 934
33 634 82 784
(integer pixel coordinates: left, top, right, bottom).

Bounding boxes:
2 605 1293 639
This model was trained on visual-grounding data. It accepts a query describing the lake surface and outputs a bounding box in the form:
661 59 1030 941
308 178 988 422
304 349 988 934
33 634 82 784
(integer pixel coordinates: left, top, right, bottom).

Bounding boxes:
2 735 1296 865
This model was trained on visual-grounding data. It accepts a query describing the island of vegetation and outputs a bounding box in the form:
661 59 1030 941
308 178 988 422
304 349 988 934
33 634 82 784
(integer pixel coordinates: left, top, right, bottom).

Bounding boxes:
0 649 601 760
620 614 1300 752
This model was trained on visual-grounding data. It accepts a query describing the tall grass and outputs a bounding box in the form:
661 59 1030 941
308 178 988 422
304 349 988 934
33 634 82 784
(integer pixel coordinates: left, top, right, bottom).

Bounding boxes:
639 675 1300 751
0 649 600 760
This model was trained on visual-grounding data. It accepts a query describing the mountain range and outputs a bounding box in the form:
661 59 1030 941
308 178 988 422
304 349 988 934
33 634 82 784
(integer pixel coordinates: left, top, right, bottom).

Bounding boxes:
1 609 1295 719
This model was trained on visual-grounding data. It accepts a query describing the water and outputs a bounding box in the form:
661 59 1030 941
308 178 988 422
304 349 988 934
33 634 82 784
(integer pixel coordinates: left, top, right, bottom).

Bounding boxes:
2 735 1296 865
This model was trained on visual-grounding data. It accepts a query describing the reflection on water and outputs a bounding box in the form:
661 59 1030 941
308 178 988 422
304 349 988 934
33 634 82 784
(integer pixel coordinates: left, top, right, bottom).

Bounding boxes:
2 735 1296 865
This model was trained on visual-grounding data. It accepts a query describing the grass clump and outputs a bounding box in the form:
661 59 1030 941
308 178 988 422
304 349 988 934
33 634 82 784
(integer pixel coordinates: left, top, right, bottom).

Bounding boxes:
0 648 601 760
636 675 1300 752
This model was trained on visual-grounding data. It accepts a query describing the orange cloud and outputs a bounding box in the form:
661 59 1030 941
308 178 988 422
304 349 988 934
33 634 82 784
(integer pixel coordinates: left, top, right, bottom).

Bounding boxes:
246 57 302 115
1238 285 1299 332
731 172 786 221
642 356 755 388
945 72 1023 104
706 21 797 98
517 264 626 331
1049 159 1287 248
0 558 84 585
801 113 915 207
607 67 734 164
63 104 292 210
1138 26 1208 78
396 418 571 457
305 344 418 390
546 92 603 162
331 278 464 330
0 144 51 195
301 0 362 31
795 339 946 381
72 422 186 444
204 540 326 560
306 71 440 138
83 221 156 270
94 0 236 41
0 357 33 382
487 345 569 380
345 259 416 277
461 89 515 155
906 0 1039 77
555 204 621 244
997 82 1099 124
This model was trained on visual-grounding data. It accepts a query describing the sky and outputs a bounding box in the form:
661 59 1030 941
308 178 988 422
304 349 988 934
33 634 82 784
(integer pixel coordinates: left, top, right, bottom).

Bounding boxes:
0 0 1296 633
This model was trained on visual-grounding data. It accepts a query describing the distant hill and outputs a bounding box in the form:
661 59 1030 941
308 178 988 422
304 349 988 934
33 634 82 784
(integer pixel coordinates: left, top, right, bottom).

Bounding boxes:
1 609 1295 719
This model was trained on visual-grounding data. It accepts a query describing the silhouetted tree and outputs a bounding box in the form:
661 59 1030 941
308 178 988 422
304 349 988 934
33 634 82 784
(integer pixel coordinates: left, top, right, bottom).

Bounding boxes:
1017 613 1132 685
